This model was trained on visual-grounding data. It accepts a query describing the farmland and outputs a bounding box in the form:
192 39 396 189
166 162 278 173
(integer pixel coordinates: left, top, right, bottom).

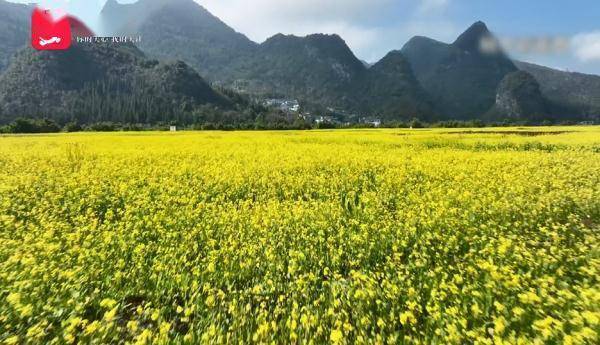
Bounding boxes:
1 127 599 344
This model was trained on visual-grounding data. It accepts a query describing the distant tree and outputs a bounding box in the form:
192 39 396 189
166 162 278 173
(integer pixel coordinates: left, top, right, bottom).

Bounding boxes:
38 119 61 133
466 119 485 128
5 118 61 133
86 122 118 132
316 122 336 129
201 123 217 130
10 118 38 133
63 122 83 132
384 121 409 128
409 118 425 129
292 117 312 130
121 123 146 131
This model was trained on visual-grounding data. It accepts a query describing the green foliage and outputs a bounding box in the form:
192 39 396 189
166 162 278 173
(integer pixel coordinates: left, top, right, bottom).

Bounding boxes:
0 43 229 125
0 1 29 72
409 118 424 128
431 120 486 128
63 122 83 133
2 118 61 134
85 122 118 132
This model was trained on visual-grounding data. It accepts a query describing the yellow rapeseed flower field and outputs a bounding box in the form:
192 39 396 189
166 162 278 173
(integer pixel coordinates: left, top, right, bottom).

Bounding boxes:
1 127 599 344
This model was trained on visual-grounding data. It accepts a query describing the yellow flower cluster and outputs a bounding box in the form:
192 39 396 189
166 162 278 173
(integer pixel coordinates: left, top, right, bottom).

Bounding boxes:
1 127 599 344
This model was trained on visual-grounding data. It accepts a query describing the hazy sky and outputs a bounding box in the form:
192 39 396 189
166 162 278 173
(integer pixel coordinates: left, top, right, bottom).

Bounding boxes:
12 0 600 75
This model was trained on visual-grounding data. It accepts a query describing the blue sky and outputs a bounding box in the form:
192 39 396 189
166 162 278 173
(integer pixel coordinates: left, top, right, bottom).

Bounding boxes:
12 0 600 75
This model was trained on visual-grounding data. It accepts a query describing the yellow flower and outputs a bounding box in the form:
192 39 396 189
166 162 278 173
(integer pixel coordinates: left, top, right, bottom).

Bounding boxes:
400 311 416 325
581 311 599 325
518 291 542 304
494 316 507 335
257 322 270 336
134 329 153 345
104 307 118 321
64 333 76 344
127 320 139 333
471 303 482 316
159 322 171 336
26 323 46 339
184 333 193 342
533 317 557 339
84 321 101 335
493 301 505 313
100 298 118 309
205 295 216 307
300 314 310 328
4 336 19 345
6 293 21 306
19 304 33 318
512 307 525 317
330 329 343 344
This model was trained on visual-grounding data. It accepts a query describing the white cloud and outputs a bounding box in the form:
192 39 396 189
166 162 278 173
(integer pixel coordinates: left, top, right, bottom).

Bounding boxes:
13 0 459 62
572 31 600 62
198 0 394 42
198 0 459 62
200 0 394 22
12 0 105 30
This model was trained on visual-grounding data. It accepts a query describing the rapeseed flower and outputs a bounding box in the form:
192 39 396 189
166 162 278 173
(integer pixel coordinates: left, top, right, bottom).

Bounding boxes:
0 128 598 344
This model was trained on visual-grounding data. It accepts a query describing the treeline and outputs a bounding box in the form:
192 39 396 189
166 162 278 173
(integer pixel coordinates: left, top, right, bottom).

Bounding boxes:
318 118 591 129
0 114 312 134
1 117 593 134
1 118 65 134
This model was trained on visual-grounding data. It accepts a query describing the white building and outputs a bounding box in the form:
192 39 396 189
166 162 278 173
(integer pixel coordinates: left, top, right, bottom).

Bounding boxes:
369 119 382 128
264 99 300 113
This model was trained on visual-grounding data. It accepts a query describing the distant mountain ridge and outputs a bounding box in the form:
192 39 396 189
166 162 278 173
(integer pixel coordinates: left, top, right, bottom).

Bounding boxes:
0 0 598 124
100 0 258 81
401 22 519 119
350 50 434 120
231 33 366 109
99 0 433 119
